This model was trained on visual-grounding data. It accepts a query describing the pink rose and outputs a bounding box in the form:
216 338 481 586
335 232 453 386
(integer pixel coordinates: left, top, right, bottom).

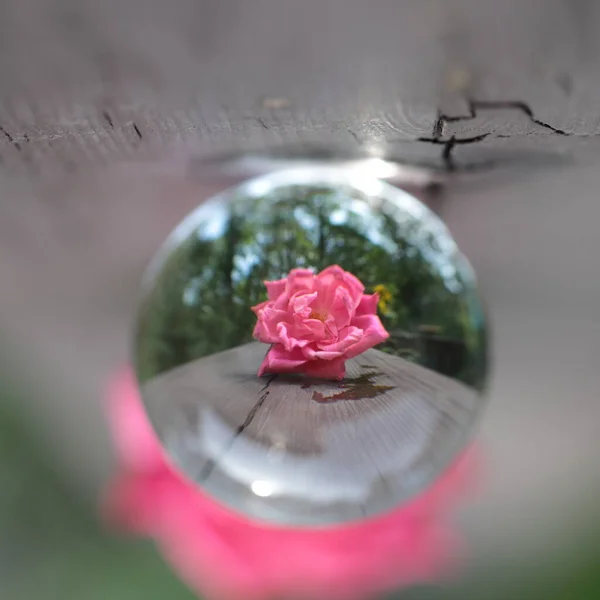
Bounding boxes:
103 367 479 600
251 265 390 379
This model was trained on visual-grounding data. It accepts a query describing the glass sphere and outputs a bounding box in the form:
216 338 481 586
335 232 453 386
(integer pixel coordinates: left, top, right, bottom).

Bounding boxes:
134 167 488 527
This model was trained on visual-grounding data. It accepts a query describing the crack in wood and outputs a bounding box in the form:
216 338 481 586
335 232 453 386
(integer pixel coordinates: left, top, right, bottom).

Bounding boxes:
132 123 143 140
234 373 277 435
417 133 490 171
102 111 114 128
196 373 278 483
434 99 567 136
348 129 360 144
417 99 567 171
0 126 21 152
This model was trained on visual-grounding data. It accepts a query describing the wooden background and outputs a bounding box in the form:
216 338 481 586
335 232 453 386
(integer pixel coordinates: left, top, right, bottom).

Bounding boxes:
1 0 600 177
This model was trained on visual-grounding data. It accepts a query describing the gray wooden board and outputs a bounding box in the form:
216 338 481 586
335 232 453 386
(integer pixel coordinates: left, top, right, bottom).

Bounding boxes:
1 0 600 179
142 342 481 525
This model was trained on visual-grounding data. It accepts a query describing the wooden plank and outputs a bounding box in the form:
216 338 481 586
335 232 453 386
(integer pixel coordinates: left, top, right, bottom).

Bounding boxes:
1 0 600 177
142 342 481 525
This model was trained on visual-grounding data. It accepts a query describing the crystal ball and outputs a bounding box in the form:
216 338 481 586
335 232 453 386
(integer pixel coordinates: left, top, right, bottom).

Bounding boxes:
134 167 488 526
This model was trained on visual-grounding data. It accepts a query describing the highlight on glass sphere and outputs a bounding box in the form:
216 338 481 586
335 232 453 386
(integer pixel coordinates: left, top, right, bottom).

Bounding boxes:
134 167 488 527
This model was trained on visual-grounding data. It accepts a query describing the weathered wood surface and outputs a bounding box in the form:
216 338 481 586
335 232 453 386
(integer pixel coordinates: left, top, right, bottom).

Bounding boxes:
1 0 600 178
142 342 480 525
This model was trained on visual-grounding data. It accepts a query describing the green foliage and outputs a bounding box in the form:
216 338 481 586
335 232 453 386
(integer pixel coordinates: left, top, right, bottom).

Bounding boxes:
135 184 487 389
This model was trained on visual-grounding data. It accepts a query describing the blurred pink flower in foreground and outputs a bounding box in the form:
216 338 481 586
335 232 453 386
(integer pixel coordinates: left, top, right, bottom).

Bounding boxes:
251 265 389 380
103 367 479 600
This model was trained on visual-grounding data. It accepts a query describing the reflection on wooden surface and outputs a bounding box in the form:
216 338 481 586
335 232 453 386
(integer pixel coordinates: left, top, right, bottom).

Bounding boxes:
141 342 482 524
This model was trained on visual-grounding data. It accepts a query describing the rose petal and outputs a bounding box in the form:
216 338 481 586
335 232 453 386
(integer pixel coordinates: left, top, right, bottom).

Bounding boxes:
302 357 346 379
290 290 318 317
355 293 379 317
286 268 316 295
264 279 287 301
319 265 364 298
250 300 269 316
329 286 355 329
258 344 308 376
252 308 291 343
293 317 327 340
307 326 363 359
345 314 390 358
316 265 364 312
277 322 311 351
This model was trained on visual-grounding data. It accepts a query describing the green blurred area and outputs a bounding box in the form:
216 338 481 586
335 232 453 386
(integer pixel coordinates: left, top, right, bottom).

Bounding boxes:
0 366 195 600
1 361 599 600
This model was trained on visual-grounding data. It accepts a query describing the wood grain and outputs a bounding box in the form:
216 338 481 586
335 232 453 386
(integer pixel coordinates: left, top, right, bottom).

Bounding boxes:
142 342 481 525
1 0 600 178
